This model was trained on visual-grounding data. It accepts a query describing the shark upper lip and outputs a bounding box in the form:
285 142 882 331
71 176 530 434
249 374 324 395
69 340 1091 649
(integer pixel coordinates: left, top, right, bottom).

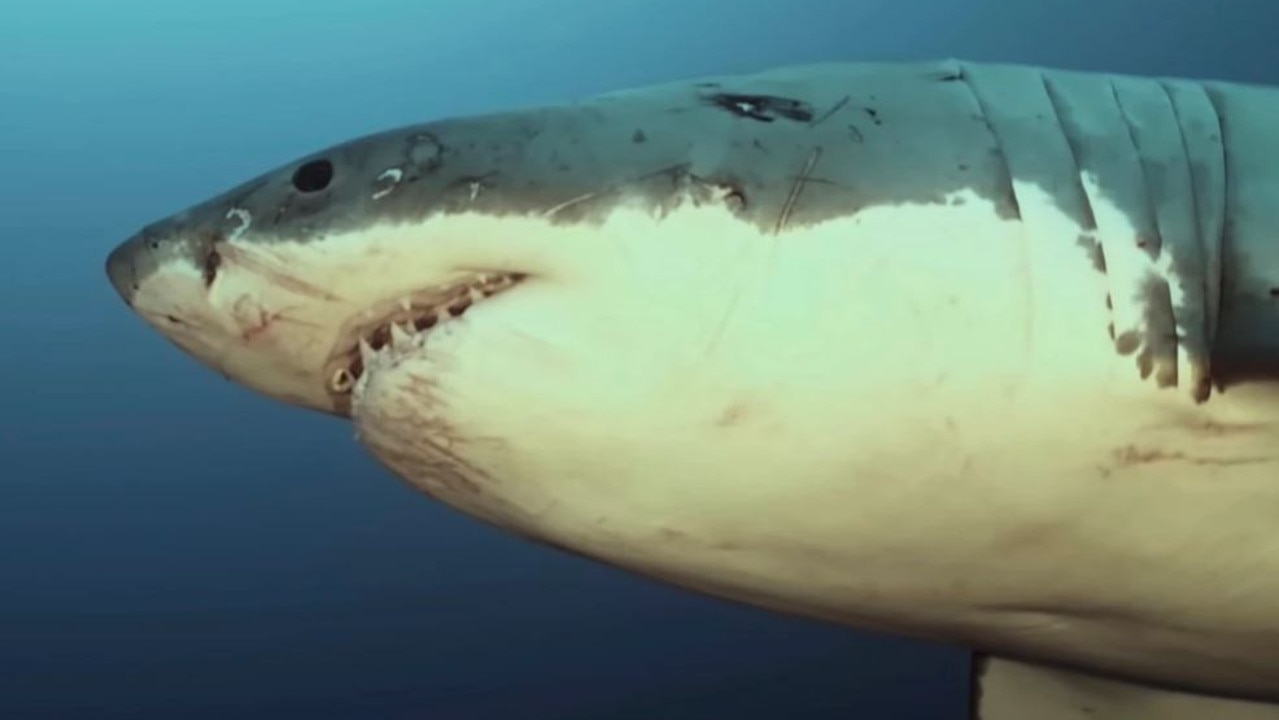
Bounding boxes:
323 272 524 398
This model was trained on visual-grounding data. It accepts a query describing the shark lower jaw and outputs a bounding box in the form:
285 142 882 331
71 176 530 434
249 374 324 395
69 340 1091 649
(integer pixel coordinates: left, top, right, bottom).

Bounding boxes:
321 271 525 415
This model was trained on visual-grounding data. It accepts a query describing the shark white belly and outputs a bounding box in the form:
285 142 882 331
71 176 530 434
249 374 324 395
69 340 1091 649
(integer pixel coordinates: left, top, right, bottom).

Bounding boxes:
104 60 1279 718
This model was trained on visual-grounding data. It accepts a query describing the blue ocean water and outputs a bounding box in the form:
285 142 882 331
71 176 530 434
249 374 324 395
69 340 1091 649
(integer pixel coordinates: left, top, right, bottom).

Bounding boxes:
2 1 1275 718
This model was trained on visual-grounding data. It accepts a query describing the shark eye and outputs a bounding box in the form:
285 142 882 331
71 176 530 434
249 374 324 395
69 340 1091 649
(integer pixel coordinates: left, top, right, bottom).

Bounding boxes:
292 159 334 193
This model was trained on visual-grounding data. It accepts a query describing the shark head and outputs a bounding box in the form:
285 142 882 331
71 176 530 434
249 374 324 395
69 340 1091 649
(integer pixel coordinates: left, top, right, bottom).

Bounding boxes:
103 75 846 532
105 114 583 417
101 61 1050 620
102 66 1034 654
107 94 757 415
106 65 956 592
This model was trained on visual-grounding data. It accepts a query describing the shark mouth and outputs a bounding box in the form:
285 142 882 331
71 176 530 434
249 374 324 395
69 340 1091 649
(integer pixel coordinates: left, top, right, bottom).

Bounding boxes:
324 272 523 402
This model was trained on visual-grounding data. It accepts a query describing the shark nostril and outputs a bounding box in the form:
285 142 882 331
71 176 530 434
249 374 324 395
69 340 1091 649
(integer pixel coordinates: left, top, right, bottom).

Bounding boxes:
292 159 334 193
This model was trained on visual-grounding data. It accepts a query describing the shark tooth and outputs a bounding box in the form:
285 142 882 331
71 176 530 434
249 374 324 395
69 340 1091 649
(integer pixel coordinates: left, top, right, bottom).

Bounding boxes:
358 338 376 365
390 322 414 349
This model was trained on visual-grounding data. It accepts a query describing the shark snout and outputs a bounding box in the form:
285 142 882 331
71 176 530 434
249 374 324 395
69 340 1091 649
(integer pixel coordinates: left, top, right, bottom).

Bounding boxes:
105 240 141 306
105 211 214 309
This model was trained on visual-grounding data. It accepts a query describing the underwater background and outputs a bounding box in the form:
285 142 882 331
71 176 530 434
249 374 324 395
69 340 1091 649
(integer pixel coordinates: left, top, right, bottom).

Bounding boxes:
3 0 1277 718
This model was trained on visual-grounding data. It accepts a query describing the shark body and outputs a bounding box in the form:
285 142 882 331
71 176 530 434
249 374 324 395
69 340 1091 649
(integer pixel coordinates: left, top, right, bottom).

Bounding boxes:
106 60 1279 718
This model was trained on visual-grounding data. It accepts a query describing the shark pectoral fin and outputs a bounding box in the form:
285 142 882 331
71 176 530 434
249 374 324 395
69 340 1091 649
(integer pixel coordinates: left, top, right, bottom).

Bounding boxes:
971 655 1279 720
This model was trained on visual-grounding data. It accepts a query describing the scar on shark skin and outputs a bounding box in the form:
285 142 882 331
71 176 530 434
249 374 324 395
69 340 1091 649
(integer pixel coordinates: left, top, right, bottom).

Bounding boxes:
1165 418 1271 436
1105 418 1276 471
229 295 321 343
1108 444 1272 471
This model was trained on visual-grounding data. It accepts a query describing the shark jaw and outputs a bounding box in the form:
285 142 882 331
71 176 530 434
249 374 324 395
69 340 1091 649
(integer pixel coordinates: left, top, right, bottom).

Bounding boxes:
325 271 522 405
117 209 574 416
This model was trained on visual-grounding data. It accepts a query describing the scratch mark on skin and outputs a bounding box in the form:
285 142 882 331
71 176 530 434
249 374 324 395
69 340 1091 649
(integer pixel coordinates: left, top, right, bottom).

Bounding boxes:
775 146 823 235
709 145 826 356
701 279 746 357
544 191 598 218
1111 444 1272 468
354 364 502 501
810 95 851 129
1144 419 1271 437
214 243 343 302
371 438 486 498
1193 421 1271 437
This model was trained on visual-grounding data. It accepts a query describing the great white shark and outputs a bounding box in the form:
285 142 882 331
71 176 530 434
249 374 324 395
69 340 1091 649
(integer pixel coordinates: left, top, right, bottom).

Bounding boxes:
105 59 1279 718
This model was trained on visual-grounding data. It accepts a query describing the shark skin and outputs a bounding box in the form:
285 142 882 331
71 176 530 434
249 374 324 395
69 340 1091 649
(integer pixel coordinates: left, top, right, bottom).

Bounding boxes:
973 657 1279 720
104 60 1279 718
